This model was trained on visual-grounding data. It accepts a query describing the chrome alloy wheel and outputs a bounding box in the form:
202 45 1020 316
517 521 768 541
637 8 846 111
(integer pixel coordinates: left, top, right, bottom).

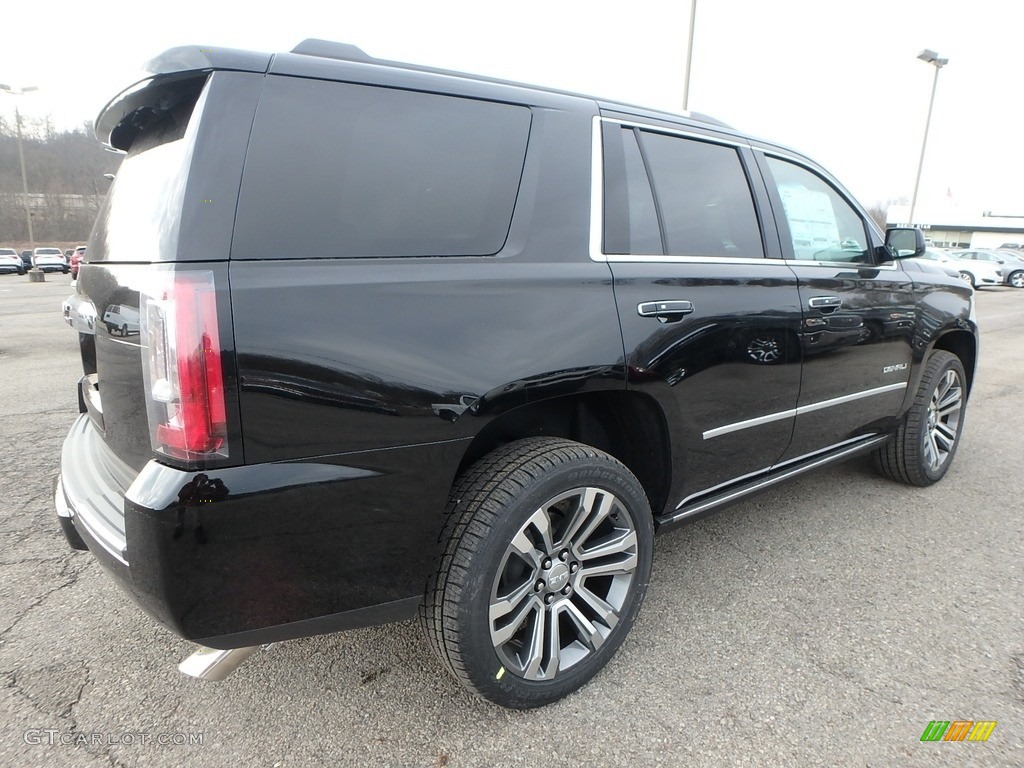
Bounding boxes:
489 487 639 681
923 368 963 472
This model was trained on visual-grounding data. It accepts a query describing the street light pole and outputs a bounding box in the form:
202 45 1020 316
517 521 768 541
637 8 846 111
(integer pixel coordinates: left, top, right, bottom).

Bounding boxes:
908 50 947 226
0 84 40 251
682 0 697 111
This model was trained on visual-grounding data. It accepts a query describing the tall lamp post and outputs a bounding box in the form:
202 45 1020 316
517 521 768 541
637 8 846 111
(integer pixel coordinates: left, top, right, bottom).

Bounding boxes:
908 50 948 226
0 84 40 251
682 0 698 111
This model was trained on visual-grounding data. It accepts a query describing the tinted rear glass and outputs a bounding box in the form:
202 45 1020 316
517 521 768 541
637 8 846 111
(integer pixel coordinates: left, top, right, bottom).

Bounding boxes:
234 77 532 258
638 131 764 259
88 77 209 263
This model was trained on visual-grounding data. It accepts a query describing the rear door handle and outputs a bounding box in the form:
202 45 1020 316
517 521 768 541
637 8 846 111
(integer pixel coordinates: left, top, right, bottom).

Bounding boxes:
637 300 694 319
808 296 842 311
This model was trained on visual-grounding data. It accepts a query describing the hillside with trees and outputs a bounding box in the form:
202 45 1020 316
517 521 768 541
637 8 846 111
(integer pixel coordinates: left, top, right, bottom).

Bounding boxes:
0 115 122 246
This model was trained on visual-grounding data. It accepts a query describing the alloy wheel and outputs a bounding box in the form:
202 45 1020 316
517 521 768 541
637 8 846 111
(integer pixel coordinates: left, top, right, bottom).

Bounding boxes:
923 368 963 472
489 486 638 681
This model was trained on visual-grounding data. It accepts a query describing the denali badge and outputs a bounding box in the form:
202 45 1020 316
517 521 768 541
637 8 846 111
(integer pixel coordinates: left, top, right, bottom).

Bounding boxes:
883 363 908 374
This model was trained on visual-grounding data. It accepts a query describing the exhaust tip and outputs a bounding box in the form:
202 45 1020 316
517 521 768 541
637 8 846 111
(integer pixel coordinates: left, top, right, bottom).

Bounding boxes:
178 645 262 681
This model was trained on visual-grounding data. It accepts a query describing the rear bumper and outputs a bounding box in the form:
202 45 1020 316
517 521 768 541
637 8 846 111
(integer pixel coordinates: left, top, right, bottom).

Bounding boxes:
57 414 465 648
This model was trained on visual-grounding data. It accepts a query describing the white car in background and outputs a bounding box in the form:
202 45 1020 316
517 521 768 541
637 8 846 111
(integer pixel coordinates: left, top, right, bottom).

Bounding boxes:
32 247 69 274
0 248 25 275
912 249 1001 289
954 249 1024 289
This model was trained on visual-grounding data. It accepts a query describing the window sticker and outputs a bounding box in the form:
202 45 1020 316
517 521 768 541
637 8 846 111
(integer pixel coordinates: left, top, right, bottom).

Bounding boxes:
777 184 840 259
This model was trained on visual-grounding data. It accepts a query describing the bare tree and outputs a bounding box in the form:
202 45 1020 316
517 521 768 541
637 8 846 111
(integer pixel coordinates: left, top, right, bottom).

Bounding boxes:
0 117 121 242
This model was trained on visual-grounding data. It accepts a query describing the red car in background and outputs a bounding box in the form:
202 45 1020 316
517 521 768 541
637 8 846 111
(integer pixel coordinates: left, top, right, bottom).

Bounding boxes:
70 245 86 279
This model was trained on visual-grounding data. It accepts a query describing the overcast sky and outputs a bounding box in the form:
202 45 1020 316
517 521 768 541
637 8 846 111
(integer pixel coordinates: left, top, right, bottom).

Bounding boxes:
4 0 1022 213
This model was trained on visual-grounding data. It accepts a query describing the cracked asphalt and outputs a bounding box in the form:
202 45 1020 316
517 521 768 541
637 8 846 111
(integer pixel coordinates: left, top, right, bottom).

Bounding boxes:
1 275 1022 767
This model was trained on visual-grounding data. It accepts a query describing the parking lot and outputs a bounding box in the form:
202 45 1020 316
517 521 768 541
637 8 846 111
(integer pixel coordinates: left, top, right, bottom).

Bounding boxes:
0 274 1021 767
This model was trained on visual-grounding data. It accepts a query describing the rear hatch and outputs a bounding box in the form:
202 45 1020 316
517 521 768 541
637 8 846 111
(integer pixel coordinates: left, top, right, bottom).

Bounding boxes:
78 63 264 473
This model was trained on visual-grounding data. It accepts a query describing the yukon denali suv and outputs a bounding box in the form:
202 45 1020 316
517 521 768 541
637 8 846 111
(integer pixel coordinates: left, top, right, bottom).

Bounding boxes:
56 40 978 709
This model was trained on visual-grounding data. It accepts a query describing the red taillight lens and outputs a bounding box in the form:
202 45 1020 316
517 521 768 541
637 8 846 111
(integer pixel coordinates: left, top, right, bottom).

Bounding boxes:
141 271 228 460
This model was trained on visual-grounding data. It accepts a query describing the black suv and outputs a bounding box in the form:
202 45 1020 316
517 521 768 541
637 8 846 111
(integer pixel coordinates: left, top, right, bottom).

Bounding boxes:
56 40 978 709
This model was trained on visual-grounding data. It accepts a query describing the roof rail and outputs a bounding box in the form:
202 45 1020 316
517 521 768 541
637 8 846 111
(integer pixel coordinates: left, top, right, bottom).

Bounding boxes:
291 39 373 63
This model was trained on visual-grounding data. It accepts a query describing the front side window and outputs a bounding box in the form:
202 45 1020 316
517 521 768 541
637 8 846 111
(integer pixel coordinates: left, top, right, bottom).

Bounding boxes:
764 156 871 264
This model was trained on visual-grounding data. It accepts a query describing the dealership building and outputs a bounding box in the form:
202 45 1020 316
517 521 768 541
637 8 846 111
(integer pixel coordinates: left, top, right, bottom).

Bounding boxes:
886 205 1024 249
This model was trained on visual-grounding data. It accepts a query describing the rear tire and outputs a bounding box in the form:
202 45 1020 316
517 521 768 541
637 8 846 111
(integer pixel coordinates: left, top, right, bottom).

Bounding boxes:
958 271 975 287
873 350 966 486
420 437 654 709
1009 270 1024 288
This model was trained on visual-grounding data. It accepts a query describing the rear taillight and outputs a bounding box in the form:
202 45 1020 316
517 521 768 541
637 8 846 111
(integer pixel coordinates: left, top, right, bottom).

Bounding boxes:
141 271 228 461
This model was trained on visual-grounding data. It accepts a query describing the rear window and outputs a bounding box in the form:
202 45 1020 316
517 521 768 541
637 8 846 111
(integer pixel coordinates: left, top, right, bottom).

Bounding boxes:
87 76 209 263
233 77 532 259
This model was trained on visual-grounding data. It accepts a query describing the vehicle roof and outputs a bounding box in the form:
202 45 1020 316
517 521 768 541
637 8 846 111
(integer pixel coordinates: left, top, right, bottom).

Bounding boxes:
141 40 733 128
121 41 782 139
97 39 817 170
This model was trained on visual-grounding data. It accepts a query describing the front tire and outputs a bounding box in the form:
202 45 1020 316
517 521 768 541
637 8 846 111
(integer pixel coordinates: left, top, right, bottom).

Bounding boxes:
873 350 967 486
421 437 654 709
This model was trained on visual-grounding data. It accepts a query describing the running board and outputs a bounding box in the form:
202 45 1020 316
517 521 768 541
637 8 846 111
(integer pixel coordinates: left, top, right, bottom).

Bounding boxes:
656 435 889 531
178 644 273 681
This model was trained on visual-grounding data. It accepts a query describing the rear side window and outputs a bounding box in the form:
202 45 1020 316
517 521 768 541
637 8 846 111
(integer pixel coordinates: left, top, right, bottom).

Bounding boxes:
639 131 764 259
603 124 764 259
234 77 532 258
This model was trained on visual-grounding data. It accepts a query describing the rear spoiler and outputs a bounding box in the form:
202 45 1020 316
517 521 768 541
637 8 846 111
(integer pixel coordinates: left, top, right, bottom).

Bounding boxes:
94 45 273 151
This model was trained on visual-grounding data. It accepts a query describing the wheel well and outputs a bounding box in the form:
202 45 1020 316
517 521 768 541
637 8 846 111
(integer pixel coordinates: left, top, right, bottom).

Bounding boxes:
456 392 671 516
932 330 977 394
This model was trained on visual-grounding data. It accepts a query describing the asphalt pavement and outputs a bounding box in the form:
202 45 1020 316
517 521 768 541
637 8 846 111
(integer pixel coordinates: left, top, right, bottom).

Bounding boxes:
0 274 1021 767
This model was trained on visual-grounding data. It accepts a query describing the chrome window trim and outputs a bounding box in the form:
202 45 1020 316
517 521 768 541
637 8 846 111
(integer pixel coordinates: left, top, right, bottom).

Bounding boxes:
589 115 760 266
590 117 903 273
601 253 777 267
702 382 908 440
602 116 751 148
589 116 605 263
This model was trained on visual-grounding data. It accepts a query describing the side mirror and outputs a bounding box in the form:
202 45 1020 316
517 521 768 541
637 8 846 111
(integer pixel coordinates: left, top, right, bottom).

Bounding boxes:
884 227 926 259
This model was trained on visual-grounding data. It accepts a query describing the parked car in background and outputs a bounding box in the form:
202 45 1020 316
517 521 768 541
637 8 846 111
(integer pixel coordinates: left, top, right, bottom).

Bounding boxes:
70 245 87 279
911 249 1001 288
954 249 1024 288
0 248 26 275
20 251 33 270
32 247 69 274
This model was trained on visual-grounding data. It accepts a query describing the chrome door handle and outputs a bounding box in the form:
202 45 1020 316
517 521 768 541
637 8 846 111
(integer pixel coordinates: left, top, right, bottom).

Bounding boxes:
637 300 694 318
808 296 842 311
